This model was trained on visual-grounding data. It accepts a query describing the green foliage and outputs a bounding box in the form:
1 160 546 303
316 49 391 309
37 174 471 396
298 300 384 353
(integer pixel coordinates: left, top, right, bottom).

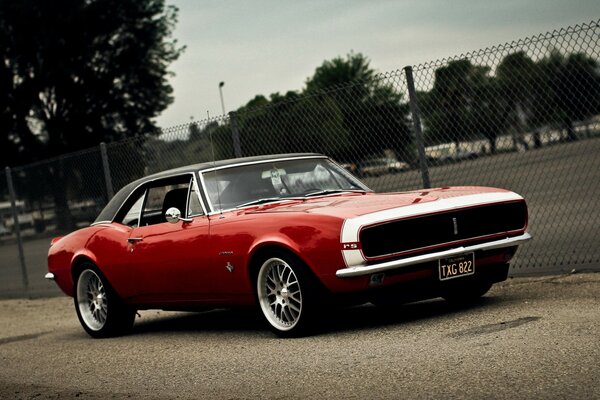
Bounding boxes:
0 0 183 230
306 52 375 95
537 51 600 139
420 50 600 152
305 53 411 161
233 91 349 160
0 0 184 166
221 52 411 163
419 59 499 148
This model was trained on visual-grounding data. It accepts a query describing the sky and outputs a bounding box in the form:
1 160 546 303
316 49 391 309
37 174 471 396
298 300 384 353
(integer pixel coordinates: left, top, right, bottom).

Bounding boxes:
156 0 600 128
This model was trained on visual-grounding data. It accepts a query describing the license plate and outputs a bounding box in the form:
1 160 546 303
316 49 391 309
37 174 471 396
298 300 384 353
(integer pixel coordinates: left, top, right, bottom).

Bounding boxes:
439 253 475 281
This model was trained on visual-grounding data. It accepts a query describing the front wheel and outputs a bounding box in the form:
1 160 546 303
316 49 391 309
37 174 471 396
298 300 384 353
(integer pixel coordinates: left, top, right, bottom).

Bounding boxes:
256 252 317 337
74 264 135 338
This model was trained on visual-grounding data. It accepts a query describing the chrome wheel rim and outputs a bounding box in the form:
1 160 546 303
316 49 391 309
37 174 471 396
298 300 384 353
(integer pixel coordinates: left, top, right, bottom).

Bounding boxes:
257 258 302 331
77 269 107 331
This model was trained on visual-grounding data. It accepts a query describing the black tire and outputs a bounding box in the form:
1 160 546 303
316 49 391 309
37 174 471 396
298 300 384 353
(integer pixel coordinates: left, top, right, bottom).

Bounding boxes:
255 250 319 338
74 263 136 338
442 282 492 305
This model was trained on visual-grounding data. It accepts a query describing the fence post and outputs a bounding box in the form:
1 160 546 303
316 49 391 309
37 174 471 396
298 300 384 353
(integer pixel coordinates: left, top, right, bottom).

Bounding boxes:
404 65 431 189
5 166 28 291
100 142 114 200
229 111 243 158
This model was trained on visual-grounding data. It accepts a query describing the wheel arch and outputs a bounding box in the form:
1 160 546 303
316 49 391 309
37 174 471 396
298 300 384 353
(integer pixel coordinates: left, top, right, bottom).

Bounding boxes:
246 242 328 297
71 253 98 282
247 243 299 288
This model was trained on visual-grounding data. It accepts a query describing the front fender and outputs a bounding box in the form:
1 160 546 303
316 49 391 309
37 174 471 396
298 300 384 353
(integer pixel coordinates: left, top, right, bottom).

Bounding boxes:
245 217 346 290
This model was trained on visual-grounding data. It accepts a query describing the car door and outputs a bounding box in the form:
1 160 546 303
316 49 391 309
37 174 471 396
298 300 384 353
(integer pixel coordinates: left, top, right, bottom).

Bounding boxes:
126 176 212 303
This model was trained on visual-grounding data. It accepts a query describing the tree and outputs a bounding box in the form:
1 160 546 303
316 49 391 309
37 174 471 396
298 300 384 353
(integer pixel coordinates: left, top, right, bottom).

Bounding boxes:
537 50 600 141
305 52 411 162
211 53 409 164
306 51 375 97
497 52 549 149
420 59 498 150
231 91 349 160
0 0 183 229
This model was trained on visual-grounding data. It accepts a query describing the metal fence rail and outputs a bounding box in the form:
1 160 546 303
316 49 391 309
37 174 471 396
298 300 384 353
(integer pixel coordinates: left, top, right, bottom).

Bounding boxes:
1 20 599 297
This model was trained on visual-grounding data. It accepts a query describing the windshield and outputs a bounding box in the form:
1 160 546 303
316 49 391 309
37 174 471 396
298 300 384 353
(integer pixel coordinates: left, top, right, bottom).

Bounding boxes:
201 157 370 211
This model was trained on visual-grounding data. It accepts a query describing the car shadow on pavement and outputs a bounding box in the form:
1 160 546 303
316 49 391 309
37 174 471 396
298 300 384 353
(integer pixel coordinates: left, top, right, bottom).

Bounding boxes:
315 296 501 336
131 308 267 337
126 295 502 338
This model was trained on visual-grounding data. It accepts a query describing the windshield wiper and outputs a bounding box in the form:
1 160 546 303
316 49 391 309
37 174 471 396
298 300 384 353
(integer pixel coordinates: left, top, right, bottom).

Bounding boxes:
303 189 367 197
236 197 285 208
237 190 366 206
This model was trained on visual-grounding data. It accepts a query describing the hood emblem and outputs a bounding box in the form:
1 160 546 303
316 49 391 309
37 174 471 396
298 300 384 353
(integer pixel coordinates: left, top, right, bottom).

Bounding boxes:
452 217 458 235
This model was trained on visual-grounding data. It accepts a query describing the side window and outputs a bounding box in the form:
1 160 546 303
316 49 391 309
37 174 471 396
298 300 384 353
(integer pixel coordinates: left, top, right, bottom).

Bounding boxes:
114 175 195 227
140 182 190 226
143 186 171 215
119 191 146 227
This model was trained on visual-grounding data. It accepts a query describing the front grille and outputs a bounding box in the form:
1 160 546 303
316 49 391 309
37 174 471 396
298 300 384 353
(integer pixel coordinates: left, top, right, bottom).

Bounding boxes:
360 201 527 258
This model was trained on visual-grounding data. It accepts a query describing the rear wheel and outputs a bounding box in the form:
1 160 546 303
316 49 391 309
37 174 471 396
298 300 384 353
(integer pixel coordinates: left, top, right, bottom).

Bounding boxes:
74 264 135 338
256 251 317 337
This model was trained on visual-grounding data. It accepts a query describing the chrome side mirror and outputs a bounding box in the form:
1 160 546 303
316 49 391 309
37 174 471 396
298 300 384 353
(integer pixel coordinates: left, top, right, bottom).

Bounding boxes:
165 207 192 223
165 207 181 223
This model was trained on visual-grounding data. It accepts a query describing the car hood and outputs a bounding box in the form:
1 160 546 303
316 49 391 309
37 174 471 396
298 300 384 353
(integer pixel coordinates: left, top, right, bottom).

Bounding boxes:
246 186 516 220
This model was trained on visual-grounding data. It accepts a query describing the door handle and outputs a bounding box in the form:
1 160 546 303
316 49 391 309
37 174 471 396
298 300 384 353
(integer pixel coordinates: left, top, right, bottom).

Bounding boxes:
127 237 143 243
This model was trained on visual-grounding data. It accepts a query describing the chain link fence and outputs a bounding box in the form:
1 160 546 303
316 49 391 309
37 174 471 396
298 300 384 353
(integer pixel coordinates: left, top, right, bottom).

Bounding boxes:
1 20 599 297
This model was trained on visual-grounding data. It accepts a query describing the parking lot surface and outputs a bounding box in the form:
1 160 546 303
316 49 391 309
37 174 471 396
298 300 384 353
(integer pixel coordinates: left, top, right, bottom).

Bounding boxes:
1 272 598 399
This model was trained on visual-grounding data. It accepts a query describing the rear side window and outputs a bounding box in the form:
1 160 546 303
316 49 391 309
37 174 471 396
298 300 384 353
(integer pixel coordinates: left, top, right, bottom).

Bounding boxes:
120 192 145 227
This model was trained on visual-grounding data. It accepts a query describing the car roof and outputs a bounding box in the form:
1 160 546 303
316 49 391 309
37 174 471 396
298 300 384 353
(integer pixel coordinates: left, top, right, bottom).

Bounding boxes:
94 153 324 224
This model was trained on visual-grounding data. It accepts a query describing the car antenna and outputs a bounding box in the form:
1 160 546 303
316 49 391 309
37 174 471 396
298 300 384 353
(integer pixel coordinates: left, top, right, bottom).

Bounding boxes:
207 110 223 214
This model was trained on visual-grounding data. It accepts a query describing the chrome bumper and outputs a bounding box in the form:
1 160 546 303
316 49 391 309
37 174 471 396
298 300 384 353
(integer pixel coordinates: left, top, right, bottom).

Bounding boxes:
44 272 55 281
336 232 532 278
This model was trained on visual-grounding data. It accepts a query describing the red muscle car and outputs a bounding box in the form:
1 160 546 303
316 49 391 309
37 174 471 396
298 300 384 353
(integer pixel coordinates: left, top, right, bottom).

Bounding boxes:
46 153 531 338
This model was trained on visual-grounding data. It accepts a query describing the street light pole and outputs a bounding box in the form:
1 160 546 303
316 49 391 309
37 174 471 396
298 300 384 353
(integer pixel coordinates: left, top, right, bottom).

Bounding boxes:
218 81 226 116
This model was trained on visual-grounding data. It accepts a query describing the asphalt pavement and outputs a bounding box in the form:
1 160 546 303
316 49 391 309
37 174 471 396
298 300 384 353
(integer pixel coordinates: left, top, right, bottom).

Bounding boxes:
1 272 598 399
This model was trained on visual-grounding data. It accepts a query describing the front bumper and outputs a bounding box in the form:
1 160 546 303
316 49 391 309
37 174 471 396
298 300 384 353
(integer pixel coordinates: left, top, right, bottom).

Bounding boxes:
336 232 531 278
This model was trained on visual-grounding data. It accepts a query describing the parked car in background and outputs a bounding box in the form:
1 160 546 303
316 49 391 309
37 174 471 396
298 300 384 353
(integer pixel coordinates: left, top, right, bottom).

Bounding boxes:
426 143 480 164
358 157 410 177
47 153 531 338
439 150 479 163
0 222 9 236
0 201 35 233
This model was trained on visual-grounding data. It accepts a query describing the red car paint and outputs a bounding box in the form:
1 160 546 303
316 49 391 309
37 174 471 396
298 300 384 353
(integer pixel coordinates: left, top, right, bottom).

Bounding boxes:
47 153 531 344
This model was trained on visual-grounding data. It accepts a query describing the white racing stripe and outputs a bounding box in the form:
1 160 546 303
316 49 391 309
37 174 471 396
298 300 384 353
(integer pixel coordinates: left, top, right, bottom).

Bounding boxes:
340 191 523 267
